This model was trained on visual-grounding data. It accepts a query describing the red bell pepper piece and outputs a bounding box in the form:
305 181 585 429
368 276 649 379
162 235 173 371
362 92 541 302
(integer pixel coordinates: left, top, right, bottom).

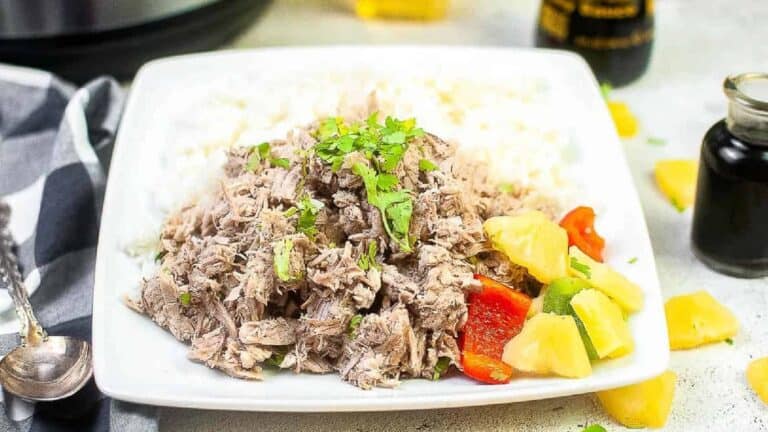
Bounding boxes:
461 274 532 360
559 206 606 262
461 351 514 384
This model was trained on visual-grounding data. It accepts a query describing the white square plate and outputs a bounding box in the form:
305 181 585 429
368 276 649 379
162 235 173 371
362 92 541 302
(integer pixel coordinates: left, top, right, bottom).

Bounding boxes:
93 46 668 412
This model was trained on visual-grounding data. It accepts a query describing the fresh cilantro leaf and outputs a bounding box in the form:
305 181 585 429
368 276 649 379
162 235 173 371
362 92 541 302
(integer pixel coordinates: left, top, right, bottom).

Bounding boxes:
257 142 271 159
246 150 261 172
600 82 613 99
358 240 380 271
383 131 406 145
270 157 290 168
265 351 286 368
295 195 323 237
247 142 287 171
418 159 438 172
366 112 381 129
179 292 191 306
273 239 298 282
386 199 413 238
348 314 363 337
357 255 369 271
283 207 298 217
497 183 516 194
570 257 592 279
155 250 167 262
581 425 607 432
376 173 398 191
671 197 686 213
647 136 667 146
315 116 423 252
432 357 451 380
318 117 341 140
628 257 638 264
336 135 355 153
367 241 379 270
725 337 734 345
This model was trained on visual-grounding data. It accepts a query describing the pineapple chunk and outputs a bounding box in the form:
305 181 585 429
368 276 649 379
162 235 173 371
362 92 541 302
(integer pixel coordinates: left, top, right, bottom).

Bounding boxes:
484 211 569 284
571 289 634 359
664 291 738 350
568 246 644 313
747 357 768 405
607 101 639 138
502 313 591 378
654 159 697 211
597 371 677 429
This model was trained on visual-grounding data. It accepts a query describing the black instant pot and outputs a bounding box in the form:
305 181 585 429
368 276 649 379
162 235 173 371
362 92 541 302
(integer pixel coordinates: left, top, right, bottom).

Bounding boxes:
0 0 272 83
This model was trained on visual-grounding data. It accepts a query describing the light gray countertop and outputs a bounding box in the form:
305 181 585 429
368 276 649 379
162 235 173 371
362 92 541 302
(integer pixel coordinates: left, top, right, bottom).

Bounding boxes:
161 1 768 430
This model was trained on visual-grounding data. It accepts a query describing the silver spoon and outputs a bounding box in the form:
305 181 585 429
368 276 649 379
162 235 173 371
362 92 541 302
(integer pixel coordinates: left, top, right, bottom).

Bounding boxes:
0 202 92 401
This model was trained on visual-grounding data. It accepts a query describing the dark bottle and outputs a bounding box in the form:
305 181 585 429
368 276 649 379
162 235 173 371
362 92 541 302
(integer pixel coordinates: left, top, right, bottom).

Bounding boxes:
692 73 768 278
535 0 654 87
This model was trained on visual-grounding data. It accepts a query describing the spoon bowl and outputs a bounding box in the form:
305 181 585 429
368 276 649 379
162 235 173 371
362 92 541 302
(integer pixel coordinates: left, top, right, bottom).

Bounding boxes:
0 336 92 401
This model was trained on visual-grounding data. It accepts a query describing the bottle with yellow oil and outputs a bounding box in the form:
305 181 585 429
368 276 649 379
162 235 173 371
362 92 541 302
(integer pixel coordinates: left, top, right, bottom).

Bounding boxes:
355 0 448 20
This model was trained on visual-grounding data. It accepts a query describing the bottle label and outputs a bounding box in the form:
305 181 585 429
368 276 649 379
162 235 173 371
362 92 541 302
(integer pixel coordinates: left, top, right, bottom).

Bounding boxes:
538 2 572 41
538 0 653 50
573 28 653 50
579 0 637 19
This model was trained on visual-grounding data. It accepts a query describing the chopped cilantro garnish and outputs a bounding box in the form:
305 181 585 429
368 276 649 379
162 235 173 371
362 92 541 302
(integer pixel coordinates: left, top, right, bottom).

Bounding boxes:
273 239 300 282
246 142 291 171
570 256 592 279
283 207 298 217
581 425 607 432
179 292 191 306
628 257 638 264
432 357 451 380
376 173 398 191
670 197 686 213
418 158 438 172
497 183 517 194
155 250 167 262
647 136 667 146
358 240 380 271
313 113 423 252
725 337 734 345
295 195 324 237
347 314 363 337
265 351 286 368
270 157 290 168
352 162 414 252
600 82 613 99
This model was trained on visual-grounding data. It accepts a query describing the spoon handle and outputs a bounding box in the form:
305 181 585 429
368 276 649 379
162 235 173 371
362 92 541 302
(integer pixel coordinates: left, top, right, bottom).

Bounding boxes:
0 203 46 346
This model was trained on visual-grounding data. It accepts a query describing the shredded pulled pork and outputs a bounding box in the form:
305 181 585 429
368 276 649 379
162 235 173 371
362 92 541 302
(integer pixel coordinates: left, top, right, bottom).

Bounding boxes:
131 114 551 389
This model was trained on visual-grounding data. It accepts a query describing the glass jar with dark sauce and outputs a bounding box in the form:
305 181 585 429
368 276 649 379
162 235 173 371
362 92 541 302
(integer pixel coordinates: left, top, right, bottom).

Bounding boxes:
692 73 768 278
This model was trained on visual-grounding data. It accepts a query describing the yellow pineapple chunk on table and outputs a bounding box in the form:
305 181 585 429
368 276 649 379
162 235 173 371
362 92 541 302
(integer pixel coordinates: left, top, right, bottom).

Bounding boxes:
747 357 768 405
654 159 698 211
664 291 738 350
597 371 677 429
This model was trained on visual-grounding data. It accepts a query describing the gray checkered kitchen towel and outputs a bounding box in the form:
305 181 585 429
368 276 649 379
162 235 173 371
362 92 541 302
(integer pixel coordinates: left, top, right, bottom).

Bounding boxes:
0 65 157 431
